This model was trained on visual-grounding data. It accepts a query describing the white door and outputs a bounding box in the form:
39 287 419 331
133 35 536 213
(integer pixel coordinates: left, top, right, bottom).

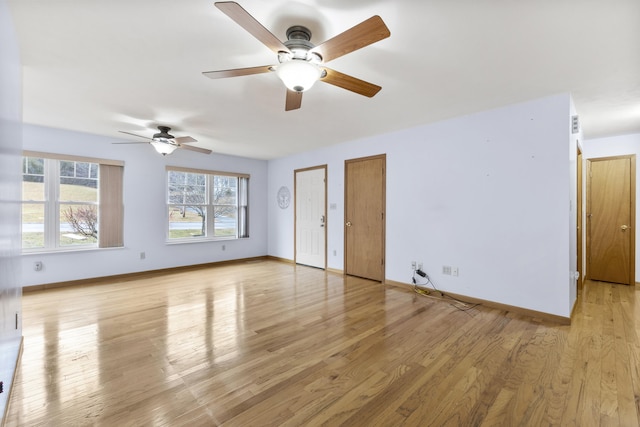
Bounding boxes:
295 167 326 269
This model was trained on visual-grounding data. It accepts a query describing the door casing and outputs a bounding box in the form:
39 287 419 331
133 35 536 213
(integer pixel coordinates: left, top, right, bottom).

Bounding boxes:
577 148 583 289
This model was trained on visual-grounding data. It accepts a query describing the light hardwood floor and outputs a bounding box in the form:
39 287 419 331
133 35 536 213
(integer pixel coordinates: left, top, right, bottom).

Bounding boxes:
6 260 640 426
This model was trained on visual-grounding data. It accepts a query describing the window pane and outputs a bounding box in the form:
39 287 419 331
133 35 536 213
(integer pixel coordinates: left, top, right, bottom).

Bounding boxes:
60 204 98 246
60 162 98 202
214 206 237 237
168 171 185 185
168 206 207 238
213 176 237 205
60 160 75 177
168 172 206 204
22 203 45 249
23 174 44 201
24 157 44 175
75 162 90 178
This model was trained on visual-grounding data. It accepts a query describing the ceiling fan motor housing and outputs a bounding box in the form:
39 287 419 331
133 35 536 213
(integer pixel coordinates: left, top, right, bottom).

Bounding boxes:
153 126 176 142
280 26 322 62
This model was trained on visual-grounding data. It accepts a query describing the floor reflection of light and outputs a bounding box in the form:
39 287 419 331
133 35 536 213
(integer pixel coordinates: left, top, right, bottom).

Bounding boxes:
19 320 100 419
166 284 245 368
56 323 100 401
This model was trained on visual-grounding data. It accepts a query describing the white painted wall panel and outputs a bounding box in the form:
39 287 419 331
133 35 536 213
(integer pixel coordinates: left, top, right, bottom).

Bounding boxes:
269 94 575 317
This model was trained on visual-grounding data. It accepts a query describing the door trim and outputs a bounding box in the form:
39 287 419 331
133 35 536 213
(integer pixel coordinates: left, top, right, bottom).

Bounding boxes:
577 147 583 289
294 165 327 269
586 154 636 285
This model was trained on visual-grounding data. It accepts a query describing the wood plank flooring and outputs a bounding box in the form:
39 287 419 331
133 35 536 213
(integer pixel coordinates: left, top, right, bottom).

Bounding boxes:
5 260 640 426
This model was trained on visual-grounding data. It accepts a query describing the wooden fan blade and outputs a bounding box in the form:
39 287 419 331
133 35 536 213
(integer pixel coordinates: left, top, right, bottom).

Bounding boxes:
320 67 381 97
310 16 390 63
285 89 302 111
180 144 212 155
174 136 197 144
203 65 274 79
118 130 152 140
215 2 290 54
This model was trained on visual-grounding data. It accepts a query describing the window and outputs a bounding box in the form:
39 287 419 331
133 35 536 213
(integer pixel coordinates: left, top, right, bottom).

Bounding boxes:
22 152 124 251
167 166 249 241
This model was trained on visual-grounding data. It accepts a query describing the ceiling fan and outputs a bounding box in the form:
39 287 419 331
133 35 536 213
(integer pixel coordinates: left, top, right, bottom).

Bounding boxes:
114 126 212 156
203 1 391 111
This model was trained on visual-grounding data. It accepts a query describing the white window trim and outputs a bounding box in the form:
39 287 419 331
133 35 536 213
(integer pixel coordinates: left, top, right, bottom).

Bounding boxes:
166 166 249 244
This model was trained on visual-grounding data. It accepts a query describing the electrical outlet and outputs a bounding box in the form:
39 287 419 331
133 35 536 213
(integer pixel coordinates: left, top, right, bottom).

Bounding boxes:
140 252 146 260
442 265 451 275
418 262 423 271
452 267 459 277
411 261 416 270
34 261 43 272
222 244 226 251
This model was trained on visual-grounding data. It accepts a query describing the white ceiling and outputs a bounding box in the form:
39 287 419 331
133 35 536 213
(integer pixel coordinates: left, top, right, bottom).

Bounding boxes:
8 0 640 160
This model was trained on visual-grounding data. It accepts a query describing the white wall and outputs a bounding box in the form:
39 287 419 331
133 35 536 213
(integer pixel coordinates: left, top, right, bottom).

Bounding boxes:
269 94 577 318
583 132 640 274
0 0 23 420
21 124 269 286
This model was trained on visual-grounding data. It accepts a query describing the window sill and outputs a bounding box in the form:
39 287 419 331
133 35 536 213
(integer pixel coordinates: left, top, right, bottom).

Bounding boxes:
165 236 244 245
22 246 125 256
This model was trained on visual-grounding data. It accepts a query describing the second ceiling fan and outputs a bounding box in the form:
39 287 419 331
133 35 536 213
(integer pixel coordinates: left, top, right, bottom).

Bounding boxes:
203 1 391 111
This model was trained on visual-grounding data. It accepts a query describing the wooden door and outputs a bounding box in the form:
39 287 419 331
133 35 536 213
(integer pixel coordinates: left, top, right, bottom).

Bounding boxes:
295 166 326 269
344 155 385 282
587 155 635 285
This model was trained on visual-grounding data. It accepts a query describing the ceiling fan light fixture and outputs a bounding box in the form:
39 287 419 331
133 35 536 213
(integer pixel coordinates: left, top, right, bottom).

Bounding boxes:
276 59 322 92
150 140 179 155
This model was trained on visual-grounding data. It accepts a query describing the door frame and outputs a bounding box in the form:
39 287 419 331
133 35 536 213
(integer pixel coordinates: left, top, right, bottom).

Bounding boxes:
344 154 386 282
294 165 327 269
586 154 636 285
577 147 583 289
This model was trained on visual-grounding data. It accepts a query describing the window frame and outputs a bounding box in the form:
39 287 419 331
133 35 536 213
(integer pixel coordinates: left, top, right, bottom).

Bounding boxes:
22 151 124 253
166 166 249 243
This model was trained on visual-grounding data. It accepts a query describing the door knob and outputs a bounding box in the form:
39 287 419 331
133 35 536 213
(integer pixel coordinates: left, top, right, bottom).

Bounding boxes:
621 224 629 231
346 221 352 227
